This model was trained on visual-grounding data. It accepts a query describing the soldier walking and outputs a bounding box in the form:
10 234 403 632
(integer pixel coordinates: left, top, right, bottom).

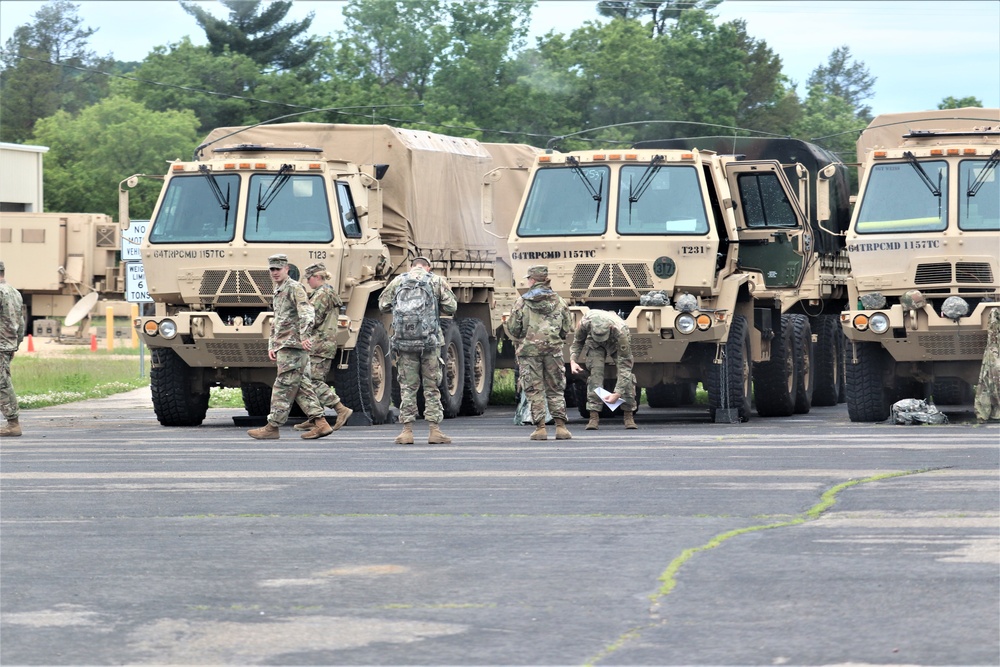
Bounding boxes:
0 261 25 437
569 309 638 430
292 263 354 433
507 265 573 441
378 256 457 445
248 254 332 440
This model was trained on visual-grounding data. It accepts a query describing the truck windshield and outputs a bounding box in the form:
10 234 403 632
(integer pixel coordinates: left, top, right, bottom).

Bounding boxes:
148 174 240 243
516 165 609 236
618 165 709 235
245 174 333 243
958 157 1000 231
854 161 948 234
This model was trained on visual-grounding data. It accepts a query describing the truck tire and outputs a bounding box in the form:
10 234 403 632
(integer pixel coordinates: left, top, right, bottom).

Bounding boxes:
458 318 492 416
241 382 271 417
334 317 392 425
846 341 893 422
439 319 465 419
753 314 797 417
646 382 696 408
791 314 814 414
811 314 843 407
707 315 752 422
150 347 209 426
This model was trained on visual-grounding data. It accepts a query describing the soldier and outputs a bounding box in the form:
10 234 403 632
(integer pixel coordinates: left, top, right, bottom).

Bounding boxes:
247 254 332 440
507 265 573 441
569 309 638 430
292 262 354 433
974 307 1000 422
0 260 25 437
378 256 457 445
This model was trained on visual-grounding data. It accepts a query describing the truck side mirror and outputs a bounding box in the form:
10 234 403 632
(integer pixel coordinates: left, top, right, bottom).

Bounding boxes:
118 175 140 230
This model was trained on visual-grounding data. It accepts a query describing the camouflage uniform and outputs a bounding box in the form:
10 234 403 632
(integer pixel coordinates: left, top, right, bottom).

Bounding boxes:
378 264 457 425
295 277 344 413
974 308 1000 422
508 276 572 426
267 264 323 428
570 310 637 413
0 265 25 426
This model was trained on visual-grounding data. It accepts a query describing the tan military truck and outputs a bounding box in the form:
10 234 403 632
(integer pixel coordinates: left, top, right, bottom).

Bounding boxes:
119 123 538 426
507 137 852 422
841 108 1000 421
0 212 122 334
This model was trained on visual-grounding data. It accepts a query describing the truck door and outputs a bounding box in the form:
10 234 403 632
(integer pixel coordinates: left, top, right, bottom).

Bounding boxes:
724 162 810 288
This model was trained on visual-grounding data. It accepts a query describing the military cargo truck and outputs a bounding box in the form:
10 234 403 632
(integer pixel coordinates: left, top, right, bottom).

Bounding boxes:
0 212 122 332
507 137 852 422
841 108 1000 421
119 123 538 427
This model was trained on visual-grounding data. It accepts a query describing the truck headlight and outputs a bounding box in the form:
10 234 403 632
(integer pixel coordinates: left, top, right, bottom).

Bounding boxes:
675 313 697 334
869 312 889 334
143 320 159 337
159 319 178 339
852 314 869 331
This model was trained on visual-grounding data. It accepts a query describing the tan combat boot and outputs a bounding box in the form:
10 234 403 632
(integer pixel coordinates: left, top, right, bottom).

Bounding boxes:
554 419 572 440
586 411 600 430
331 401 353 431
301 416 333 439
428 422 452 444
292 417 316 431
530 423 548 441
248 423 280 440
395 422 415 445
0 418 22 437
623 410 637 429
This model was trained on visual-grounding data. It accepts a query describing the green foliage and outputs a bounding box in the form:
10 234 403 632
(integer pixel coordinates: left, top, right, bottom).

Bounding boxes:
31 96 200 217
939 95 983 110
806 46 876 121
11 356 148 409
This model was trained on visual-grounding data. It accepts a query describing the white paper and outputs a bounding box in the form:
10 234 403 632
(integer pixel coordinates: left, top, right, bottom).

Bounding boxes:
594 387 624 411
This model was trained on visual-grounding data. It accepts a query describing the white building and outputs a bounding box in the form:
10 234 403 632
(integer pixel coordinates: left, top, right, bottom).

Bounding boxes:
0 142 48 212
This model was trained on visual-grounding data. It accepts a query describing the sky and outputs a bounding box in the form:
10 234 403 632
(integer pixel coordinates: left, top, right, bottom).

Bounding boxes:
1 0 998 119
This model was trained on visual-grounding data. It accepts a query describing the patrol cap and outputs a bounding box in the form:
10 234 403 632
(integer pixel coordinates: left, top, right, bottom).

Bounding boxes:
412 256 431 266
590 318 612 342
525 265 549 281
303 262 326 278
268 253 288 268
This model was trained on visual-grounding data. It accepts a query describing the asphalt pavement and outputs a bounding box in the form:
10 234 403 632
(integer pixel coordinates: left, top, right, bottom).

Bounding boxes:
1 389 997 665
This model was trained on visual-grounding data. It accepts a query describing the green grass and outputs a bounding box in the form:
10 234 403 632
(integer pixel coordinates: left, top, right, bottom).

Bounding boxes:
11 356 149 409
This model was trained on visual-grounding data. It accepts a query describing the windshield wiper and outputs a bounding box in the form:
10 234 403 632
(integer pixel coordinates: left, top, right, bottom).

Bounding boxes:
197 164 232 230
626 155 664 227
903 151 942 197
257 164 293 212
967 149 1000 197
565 156 603 222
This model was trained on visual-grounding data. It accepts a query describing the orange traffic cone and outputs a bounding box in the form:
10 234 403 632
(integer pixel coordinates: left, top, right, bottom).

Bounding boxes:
90 334 98 352
26 334 34 353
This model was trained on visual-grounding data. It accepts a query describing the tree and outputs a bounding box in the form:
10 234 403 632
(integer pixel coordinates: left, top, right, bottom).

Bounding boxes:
31 96 200 217
806 46 875 121
180 0 320 71
939 96 982 109
0 0 111 142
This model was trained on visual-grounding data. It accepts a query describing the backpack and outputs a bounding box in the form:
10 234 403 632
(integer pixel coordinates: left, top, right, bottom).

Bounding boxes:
391 272 439 352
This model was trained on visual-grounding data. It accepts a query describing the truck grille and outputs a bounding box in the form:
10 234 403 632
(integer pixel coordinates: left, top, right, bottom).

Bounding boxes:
199 270 273 305
922 331 988 357
571 263 653 299
956 262 994 284
203 339 270 365
915 262 995 286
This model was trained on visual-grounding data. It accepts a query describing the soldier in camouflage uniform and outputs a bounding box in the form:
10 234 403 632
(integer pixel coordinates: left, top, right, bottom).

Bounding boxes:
0 261 25 437
248 254 332 440
507 265 573 441
378 256 458 445
974 307 1000 422
292 263 354 433
569 309 638 430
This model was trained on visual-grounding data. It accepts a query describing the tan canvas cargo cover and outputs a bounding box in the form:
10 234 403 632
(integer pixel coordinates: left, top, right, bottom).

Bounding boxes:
857 108 1000 163
199 123 539 261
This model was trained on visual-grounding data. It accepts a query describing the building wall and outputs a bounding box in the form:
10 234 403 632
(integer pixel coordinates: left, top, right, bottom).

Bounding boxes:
0 142 48 212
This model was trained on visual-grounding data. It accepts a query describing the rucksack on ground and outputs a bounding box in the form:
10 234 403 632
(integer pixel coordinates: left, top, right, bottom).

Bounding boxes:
392 273 439 352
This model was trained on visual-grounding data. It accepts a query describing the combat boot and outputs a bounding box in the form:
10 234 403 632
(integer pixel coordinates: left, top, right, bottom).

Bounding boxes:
530 423 548 440
0 418 22 437
428 422 452 444
395 422 415 445
554 419 572 440
331 401 353 431
292 417 316 431
623 410 637 429
247 423 280 440
586 411 600 430
301 416 333 439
